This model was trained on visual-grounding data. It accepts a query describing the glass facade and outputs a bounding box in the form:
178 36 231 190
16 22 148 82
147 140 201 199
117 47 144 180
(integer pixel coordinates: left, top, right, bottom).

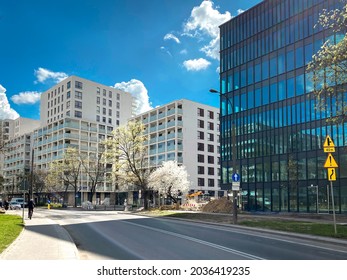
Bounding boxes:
220 0 347 213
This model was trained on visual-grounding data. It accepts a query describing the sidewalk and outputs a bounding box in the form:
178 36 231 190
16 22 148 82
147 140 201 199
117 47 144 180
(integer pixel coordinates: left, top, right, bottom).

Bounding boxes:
0 210 79 260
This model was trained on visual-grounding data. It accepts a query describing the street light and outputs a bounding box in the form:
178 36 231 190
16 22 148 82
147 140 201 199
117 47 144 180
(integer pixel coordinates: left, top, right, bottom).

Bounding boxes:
210 88 238 224
308 184 319 214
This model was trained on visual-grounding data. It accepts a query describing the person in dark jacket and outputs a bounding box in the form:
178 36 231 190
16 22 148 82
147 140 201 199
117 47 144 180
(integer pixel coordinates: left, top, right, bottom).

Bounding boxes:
28 199 35 219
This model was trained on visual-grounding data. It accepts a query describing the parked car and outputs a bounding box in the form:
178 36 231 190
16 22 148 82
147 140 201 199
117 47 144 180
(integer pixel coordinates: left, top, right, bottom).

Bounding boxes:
9 202 21 210
10 197 27 208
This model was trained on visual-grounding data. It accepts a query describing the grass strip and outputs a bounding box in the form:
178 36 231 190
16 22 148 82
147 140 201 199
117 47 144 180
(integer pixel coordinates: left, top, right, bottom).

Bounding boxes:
238 220 347 239
0 214 24 253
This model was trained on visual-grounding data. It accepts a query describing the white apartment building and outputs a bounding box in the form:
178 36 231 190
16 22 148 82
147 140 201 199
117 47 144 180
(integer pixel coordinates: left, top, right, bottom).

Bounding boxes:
34 76 134 204
1 118 41 195
131 99 222 197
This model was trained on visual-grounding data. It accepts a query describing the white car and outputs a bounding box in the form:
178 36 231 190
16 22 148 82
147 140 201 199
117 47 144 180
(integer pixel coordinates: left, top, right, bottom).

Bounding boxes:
9 202 21 210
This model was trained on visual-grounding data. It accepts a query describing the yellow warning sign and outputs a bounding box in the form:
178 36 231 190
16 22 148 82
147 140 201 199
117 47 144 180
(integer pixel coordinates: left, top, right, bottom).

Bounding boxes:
324 153 338 168
323 135 335 152
327 168 336 181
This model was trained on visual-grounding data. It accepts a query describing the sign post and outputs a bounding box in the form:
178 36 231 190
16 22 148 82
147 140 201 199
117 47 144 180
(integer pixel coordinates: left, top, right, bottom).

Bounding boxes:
323 135 337 234
232 173 240 224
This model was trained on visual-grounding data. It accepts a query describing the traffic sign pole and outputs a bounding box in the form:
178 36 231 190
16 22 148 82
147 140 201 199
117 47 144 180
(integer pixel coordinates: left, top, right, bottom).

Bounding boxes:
323 135 337 234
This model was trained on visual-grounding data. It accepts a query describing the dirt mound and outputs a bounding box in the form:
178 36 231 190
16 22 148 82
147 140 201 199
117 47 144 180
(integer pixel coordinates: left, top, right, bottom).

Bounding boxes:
202 197 233 213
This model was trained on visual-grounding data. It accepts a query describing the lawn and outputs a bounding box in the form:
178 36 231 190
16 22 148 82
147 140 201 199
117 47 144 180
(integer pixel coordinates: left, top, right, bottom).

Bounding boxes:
0 214 24 253
143 211 347 239
239 220 347 239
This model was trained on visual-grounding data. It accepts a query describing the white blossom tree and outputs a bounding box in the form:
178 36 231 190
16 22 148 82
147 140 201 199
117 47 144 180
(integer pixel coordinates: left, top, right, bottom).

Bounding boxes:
307 2 347 122
148 161 190 209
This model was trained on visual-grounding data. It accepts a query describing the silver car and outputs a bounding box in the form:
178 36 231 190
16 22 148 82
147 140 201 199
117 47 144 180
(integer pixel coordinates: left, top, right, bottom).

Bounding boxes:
9 202 21 210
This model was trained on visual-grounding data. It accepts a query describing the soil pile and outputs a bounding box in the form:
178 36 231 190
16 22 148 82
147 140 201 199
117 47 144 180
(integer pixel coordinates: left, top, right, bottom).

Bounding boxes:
202 197 233 213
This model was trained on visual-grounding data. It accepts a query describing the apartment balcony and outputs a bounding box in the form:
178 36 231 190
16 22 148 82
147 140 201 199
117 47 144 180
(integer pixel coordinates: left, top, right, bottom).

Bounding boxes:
158 111 166 119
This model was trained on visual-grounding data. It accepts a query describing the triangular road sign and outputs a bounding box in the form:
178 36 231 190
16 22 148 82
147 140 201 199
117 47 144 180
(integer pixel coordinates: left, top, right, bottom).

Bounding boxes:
324 153 338 168
323 135 335 148
323 135 336 152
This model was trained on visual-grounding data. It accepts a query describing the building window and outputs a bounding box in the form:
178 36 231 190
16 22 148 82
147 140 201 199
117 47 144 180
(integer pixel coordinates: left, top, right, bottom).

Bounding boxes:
75 91 82 99
66 101 70 109
97 97 100 104
117 93 120 100
208 179 215 187
208 144 214 153
67 81 71 89
75 81 83 89
96 106 100 113
109 91 112 98
103 108 106 115
198 166 204 174
96 115 100 122
75 101 82 109
198 108 204 117
208 156 214 164
198 154 204 163
103 89 106 96
198 178 205 186
208 122 214 130
108 118 112 124
102 117 106 123
198 142 204 151
208 167 215 175
198 131 204 140
74 111 82 118
103 98 106 106
108 109 112 116
109 100 112 106
97 87 100 95
208 111 214 119
198 119 204 128
208 133 214 141
67 91 71 99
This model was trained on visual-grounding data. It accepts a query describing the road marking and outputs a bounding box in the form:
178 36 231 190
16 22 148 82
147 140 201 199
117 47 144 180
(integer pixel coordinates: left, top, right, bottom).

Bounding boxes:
121 220 264 260
167 220 347 255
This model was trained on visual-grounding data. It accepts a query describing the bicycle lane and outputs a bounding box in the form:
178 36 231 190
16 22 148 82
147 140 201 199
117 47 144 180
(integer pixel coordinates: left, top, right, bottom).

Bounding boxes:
0 209 79 260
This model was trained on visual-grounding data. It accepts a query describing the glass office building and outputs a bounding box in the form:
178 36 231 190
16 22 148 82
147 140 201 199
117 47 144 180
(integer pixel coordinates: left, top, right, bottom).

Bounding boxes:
219 0 347 213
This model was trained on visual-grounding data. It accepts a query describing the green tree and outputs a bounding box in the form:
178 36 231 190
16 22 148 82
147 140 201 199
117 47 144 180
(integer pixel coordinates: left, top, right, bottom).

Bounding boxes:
81 151 108 204
307 2 347 122
105 120 151 209
46 147 82 207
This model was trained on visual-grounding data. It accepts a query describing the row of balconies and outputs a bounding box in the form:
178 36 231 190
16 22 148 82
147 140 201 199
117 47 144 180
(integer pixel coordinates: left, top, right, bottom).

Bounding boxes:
141 108 183 123
148 132 183 144
149 144 183 155
149 156 183 167
37 121 100 137
36 133 100 147
146 120 183 133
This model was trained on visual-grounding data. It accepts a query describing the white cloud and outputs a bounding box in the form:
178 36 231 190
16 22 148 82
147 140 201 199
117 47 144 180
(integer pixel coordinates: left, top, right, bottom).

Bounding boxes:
113 79 152 115
164 33 181 44
11 91 41 105
0 84 20 120
184 0 231 38
237 9 245 15
183 0 231 60
180 49 188 55
160 46 172 57
183 58 211 71
34 67 68 84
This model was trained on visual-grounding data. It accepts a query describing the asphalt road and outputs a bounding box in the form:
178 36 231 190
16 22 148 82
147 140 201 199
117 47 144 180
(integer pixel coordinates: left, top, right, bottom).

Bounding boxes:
44 209 347 260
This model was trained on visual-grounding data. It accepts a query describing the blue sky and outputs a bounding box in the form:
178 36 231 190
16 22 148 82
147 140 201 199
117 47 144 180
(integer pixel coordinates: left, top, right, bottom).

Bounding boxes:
0 0 262 120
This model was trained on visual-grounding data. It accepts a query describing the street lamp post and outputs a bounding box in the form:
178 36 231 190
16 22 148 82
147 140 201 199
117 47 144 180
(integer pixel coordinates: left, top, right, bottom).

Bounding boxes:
210 89 238 224
308 184 319 214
